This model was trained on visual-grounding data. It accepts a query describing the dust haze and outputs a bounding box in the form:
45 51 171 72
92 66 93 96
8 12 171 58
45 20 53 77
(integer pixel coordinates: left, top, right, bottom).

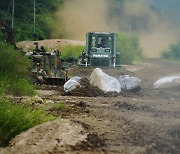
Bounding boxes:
53 0 180 58
53 0 117 39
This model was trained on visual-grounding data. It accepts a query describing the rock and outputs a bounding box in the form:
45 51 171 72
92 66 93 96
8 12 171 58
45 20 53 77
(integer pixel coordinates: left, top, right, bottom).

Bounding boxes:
64 76 82 92
45 100 54 104
32 95 44 104
173 78 180 84
154 76 180 89
90 68 121 93
20 97 31 104
119 75 141 91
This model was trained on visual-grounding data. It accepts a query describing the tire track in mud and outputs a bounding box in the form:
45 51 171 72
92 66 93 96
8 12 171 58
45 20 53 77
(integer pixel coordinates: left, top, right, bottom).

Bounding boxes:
65 94 180 154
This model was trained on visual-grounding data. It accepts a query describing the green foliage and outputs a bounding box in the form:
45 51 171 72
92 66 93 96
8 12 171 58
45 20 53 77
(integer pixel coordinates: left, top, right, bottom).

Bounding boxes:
0 42 34 95
15 24 45 41
0 75 34 96
0 42 31 75
161 41 180 61
0 30 5 42
0 0 63 41
0 99 55 146
57 102 63 110
61 44 85 59
116 32 144 64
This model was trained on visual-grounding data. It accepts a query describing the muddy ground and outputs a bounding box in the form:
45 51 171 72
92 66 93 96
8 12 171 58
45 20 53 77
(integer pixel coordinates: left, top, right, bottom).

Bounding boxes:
1 59 180 154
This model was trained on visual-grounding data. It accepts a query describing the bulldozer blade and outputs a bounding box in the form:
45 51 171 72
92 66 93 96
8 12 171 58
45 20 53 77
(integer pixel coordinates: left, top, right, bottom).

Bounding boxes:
44 78 66 85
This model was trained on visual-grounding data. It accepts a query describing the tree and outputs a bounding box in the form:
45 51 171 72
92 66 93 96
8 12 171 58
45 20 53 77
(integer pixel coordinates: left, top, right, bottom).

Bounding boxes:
116 32 143 64
161 41 180 61
0 0 63 41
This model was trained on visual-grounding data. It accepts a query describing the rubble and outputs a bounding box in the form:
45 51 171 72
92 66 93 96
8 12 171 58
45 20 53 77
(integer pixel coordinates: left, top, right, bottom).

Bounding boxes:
119 75 141 91
32 95 44 104
154 76 180 89
90 68 121 93
64 76 82 92
63 68 142 95
45 100 55 104
63 77 105 97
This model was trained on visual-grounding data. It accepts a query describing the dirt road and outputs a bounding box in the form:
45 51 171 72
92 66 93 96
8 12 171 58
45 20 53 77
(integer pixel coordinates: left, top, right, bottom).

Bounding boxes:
1 59 180 154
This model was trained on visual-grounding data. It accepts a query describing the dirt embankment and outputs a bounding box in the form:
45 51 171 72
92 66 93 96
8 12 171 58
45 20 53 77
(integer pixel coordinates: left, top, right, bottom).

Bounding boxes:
16 39 85 52
1 59 180 154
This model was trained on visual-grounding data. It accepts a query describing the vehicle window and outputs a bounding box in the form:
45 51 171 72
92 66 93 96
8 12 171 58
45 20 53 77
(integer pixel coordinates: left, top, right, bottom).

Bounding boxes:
97 36 112 49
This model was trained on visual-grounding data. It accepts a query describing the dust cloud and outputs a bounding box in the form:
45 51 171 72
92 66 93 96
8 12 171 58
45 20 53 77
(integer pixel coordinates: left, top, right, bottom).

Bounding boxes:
140 26 178 58
53 0 117 40
53 0 179 58
123 0 179 57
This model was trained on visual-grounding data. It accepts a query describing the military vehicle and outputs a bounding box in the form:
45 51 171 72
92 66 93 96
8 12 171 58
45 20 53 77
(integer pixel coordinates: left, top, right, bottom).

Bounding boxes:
67 32 131 79
81 32 120 67
26 42 67 85
26 32 131 84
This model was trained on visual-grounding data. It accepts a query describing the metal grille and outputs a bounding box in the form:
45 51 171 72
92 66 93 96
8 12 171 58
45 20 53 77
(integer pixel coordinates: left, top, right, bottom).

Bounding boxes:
91 59 110 67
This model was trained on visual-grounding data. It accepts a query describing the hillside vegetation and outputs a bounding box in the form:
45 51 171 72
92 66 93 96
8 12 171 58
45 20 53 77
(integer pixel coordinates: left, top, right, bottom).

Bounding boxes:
0 0 64 41
161 41 180 61
117 32 144 64
0 0 163 42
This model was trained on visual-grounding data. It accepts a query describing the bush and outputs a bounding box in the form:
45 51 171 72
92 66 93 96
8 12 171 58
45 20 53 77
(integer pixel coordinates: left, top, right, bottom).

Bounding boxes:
0 99 55 146
0 42 34 96
116 32 144 64
0 42 31 76
0 74 35 96
10 78 34 96
8 78 34 96
60 44 85 59
161 41 180 61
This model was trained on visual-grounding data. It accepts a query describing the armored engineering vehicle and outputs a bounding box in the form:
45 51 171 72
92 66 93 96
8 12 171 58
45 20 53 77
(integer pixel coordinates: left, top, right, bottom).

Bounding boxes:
26 43 67 85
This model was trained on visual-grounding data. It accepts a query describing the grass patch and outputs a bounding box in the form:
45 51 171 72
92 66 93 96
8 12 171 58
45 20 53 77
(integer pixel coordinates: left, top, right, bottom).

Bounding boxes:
57 102 63 110
0 42 34 96
0 98 55 146
60 44 85 59
0 74 35 96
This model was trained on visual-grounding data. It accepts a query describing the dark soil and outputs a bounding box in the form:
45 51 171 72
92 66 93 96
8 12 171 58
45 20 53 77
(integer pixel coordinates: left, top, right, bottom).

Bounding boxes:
71 133 107 151
63 77 105 97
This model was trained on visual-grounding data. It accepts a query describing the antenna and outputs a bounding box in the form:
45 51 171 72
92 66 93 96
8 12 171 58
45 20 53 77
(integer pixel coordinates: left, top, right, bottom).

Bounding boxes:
34 0 36 33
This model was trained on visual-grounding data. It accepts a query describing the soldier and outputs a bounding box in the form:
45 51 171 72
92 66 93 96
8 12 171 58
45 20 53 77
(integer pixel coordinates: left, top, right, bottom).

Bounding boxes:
99 37 106 48
40 46 46 53
53 48 61 56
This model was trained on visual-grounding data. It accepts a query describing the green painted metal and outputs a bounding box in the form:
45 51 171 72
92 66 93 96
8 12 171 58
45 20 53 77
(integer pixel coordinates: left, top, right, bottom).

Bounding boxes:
82 32 120 67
